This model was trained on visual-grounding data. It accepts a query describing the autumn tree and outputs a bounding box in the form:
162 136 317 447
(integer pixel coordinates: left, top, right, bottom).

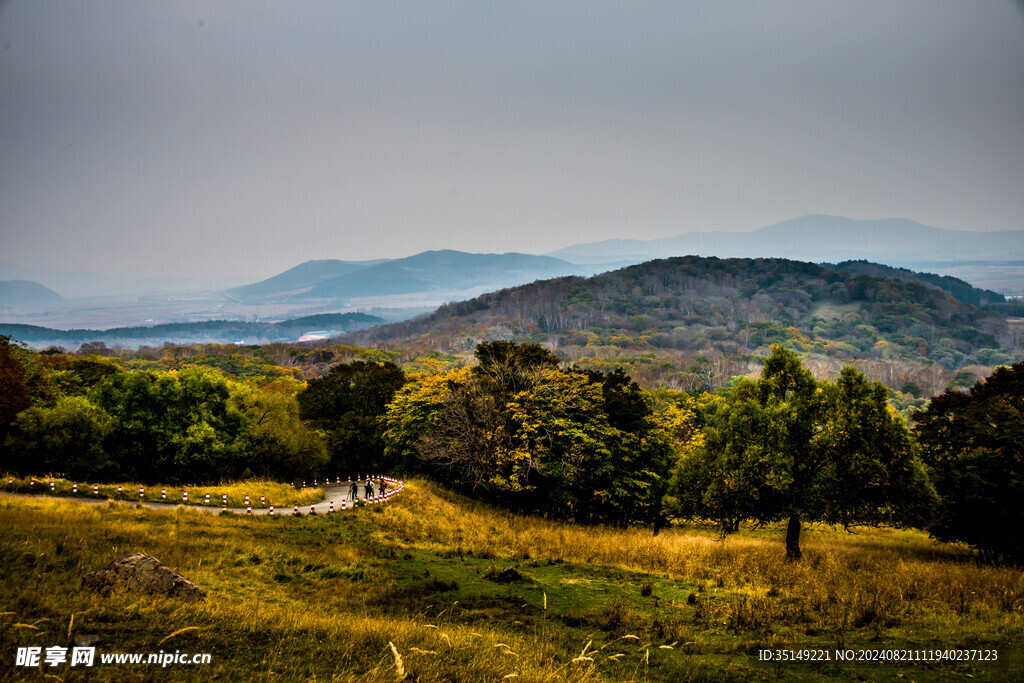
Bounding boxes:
0 337 32 466
667 346 936 559
473 340 560 394
384 342 698 527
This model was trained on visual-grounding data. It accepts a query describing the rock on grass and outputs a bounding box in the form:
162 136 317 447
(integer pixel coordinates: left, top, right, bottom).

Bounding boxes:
82 553 206 600
485 565 526 584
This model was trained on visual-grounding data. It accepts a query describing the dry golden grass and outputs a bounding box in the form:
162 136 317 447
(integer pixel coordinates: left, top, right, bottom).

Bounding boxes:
378 480 1024 632
0 495 632 682
1 478 1022 681
3 474 324 509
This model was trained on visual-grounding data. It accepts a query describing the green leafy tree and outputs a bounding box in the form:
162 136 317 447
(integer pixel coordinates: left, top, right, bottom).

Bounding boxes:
667 346 936 559
597 389 703 532
6 396 115 479
913 362 1024 561
297 361 406 475
89 367 248 482
232 381 329 480
500 367 612 516
565 369 702 530
37 354 123 397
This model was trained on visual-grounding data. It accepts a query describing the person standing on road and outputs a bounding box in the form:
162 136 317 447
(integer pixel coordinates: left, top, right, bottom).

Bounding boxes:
348 480 357 502
365 478 374 500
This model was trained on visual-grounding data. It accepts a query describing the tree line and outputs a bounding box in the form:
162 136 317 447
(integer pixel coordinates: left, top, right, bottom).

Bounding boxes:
1 335 1021 563
0 336 327 483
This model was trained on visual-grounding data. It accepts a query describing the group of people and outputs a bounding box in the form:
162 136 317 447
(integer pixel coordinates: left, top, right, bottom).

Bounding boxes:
347 477 388 502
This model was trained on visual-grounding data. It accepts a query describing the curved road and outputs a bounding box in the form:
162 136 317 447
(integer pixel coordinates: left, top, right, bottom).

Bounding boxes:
0 479 404 517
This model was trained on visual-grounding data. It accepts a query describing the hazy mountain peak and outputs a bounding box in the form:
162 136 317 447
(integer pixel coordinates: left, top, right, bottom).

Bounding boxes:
0 280 65 307
230 249 589 304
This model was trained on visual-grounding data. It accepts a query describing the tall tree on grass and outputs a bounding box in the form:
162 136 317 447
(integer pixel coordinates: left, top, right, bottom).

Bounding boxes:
297 361 406 475
666 346 936 559
0 337 32 467
913 362 1024 562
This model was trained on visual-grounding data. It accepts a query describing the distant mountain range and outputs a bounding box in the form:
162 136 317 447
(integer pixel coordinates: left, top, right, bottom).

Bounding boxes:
0 280 65 307
3 215 1020 346
546 214 1024 275
2 254 1013 354
226 216 1022 306
228 250 592 304
226 259 385 302
6 216 1022 312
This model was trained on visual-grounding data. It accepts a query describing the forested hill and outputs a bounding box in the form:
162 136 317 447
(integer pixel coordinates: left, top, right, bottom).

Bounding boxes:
826 260 1004 307
0 312 383 349
343 256 1017 375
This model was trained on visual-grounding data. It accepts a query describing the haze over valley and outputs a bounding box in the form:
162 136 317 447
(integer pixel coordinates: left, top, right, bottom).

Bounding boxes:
2 215 1022 348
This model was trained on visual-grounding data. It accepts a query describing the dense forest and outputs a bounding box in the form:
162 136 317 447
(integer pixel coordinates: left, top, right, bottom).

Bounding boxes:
826 259 1005 307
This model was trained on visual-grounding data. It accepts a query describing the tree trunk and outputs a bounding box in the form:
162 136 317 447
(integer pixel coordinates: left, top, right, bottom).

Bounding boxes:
786 514 802 560
652 511 667 536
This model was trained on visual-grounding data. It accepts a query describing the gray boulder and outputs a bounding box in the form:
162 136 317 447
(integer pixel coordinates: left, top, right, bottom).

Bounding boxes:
82 553 206 600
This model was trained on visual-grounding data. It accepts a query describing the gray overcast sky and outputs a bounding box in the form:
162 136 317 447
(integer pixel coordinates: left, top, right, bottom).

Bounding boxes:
1 1 1023 288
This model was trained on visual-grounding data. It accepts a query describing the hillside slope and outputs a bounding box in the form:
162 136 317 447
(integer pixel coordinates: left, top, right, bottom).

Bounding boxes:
227 250 589 304
343 256 1017 386
827 260 1005 307
0 280 65 307
226 259 382 303
4 481 1020 681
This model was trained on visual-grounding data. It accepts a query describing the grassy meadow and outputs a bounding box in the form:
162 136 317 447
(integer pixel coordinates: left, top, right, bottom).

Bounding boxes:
1 480 1022 681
